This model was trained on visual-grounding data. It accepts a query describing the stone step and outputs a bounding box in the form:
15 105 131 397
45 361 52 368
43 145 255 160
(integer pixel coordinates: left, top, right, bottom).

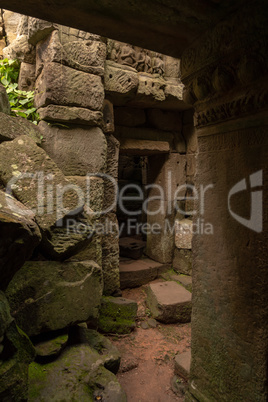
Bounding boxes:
174 350 191 380
119 258 169 289
146 281 192 323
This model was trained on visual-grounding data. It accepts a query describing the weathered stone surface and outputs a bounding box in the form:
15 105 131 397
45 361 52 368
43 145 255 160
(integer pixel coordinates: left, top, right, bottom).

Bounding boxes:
0 190 41 290
35 62 104 110
28 17 57 45
0 112 42 144
147 108 182 132
120 138 170 155
66 176 104 214
147 281 192 323
36 30 106 76
115 125 174 149
3 35 35 64
102 99 115 133
68 326 121 374
174 350 191 380
0 318 35 401
101 213 121 295
34 334 68 362
98 297 137 334
38 104 103 126
18 62 36 91
182 120 197 154
58 25 104 45
104 61 139 104
103 135 120 213
6 260 103 336
39 121 107 176
0 135 90 260
28 345 126 402
175 219 193 249
137 73 166 102
164 56 181 78
173 248 192 276
2 10 21 45
119 258 169 289
114 106 146 127
0 83 11 115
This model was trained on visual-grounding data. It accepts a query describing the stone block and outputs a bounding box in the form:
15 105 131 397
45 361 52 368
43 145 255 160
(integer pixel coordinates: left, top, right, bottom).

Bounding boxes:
0 83 11 115
115 125 174 148
98 296 137 334
137 74 166 102
2 10 21 45
147 108 182 132
18 62 36 91
66 176 104 214
6 260 103 336
0 112 42 144
173 249 192 275
175 350 191 380
119 138 170 155
103 135 120 213
67 234 102 267
3 35 35 64
119 258 169 289
183 123 197 154
35 62 104 110
164 56 181 78
146 281 192 323
104 61 139 104
28 345 126 402
34 334 68 362
186 154 196 177
39 121 107 176
102 99 114 133
28 17 57 45
38 105 103 126
58 25 103 44
36 30 106 76
0 190 41 290
175 219 193 249
114 107 146 127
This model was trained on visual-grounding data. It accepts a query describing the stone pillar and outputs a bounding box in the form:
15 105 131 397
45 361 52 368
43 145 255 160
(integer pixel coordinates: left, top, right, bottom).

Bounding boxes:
181 3 268 401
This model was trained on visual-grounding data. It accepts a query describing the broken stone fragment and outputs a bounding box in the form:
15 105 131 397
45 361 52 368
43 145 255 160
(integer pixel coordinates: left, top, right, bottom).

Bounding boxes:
6 260 103 336
28 344 127 402
3 34 35 64
33 333 69 362
146 281 192 323
174 350 191 380
0 83 11 115
98 296 137 334
35 62 105 110
0 190 41 290
0 112 42 144
28 17 57 45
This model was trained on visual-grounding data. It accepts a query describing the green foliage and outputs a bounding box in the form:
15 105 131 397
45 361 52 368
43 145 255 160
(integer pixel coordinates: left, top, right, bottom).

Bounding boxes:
0 58 39 124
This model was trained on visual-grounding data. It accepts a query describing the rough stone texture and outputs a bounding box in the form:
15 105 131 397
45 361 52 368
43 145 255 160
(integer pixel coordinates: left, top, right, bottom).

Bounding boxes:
35 62 104 110
101 213 121 295
173 249 192 275
115 125 174 149
2 10 21 45
0 112 42 144
68 326 121 374
98 296 137 334
28 345 127 402
120 138 170 155
36 30 106 76
102 99 115 133
28 17 57 45
6 260 103 336
0 190 41 290
0 135 90 260
3 34 35 64
34 334 68 362
66 176 104 215
147 108 182 132
174 350 191 380
147 281 192 323
18 62 36 91
104 61 139 104
38 104 103 126
175 219 193 249
0 83 11 115
103 135 120 213
39 121 107 176
114 106 146 127
0 318 35 401
165 56 181 78
119 258 169 289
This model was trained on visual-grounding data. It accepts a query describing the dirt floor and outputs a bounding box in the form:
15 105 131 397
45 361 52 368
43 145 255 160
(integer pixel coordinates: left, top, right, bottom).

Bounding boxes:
108 282 191 402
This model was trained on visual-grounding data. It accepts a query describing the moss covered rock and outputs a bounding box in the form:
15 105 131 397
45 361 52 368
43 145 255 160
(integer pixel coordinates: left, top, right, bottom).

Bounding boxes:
98 296 137 334
28 344 126 402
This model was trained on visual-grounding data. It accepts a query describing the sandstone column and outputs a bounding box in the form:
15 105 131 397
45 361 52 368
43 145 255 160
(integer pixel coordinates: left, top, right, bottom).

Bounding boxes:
181 4 268 401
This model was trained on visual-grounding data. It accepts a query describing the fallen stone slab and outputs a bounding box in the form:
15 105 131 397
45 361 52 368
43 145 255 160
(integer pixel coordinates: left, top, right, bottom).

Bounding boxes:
146 281 192 323
175 350 191 380
6 260 103 336
0 112 42 144
98 296 137 334
28 344 127 402
119 258 169 289
0 190 41 290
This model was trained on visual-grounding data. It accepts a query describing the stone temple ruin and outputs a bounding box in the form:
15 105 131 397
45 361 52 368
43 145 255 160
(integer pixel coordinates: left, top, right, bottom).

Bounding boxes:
0 2 267 402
